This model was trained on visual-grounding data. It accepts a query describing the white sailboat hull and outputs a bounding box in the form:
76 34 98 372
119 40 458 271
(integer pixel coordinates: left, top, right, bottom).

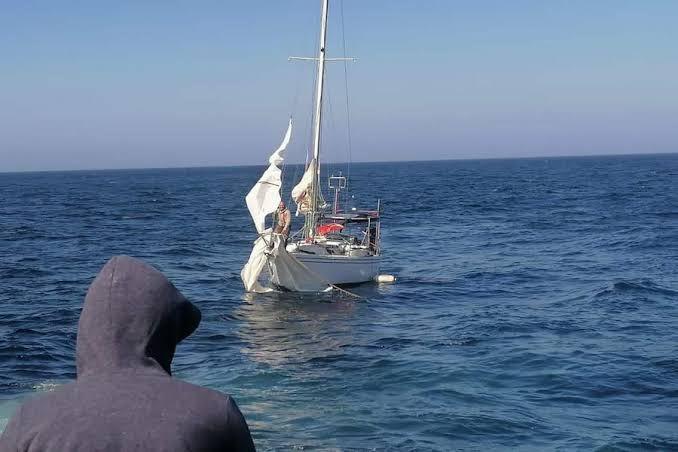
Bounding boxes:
240 0 386 294
291 253 381 285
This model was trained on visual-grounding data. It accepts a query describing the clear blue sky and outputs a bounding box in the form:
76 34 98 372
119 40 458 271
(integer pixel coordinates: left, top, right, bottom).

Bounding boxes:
1 1 677 171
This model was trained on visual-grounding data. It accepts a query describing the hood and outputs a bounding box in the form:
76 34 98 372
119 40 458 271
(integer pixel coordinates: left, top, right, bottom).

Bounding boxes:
76 256 201 377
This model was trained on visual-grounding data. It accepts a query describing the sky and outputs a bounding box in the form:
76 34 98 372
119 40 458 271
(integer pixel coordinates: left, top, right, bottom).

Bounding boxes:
1 0 678 172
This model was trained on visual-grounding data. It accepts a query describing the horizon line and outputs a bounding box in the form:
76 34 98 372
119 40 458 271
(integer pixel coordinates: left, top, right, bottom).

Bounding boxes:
2 150 676 175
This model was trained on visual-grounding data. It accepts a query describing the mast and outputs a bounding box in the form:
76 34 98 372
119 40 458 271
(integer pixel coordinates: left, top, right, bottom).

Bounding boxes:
307 0 329 238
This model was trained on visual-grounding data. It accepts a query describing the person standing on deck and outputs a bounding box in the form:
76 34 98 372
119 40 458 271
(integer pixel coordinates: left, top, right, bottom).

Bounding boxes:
274 201 292 238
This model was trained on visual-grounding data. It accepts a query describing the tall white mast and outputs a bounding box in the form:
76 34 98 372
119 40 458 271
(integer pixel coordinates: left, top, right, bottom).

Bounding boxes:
308 0 329 238
313 0 329 165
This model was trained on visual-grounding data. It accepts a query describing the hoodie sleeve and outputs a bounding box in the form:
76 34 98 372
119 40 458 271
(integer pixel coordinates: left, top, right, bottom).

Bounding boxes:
224 397 256 452
0 406 22 452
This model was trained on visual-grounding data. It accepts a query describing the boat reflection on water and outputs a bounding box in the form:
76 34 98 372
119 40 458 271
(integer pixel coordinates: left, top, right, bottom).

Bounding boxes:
232 292 362 441
236 291 360 368
235 278 396 365
226 284 396 448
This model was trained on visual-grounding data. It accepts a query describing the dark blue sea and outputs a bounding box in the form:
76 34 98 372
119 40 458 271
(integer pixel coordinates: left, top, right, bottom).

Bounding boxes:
2 155 678 451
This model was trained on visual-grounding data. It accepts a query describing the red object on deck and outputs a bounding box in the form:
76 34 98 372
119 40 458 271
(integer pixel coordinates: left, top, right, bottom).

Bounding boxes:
317 223 344 236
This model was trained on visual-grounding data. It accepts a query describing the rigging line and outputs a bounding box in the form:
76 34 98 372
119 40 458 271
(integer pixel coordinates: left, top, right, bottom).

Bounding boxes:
325 75 336 179
285 63 316 210
287 11 322 212
291 58 304 115
279 119 292 207
340 0 353 209
281 62 307 205
330 283 363 300
324 78 341 208
306 75 314 157
308 57 320 168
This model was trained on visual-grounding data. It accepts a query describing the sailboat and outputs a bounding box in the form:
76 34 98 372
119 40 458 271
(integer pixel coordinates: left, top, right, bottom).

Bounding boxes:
241 0 381 292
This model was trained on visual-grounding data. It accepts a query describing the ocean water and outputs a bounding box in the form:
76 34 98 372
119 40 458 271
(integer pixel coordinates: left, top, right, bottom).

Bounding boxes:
1 155 678 450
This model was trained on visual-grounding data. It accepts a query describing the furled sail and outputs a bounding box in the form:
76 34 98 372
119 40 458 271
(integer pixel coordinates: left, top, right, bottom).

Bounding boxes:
291 158 316 214
245 119 292 233
291 158 328 215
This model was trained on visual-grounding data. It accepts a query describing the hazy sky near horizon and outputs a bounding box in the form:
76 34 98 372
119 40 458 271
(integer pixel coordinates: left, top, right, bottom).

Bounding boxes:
1 1 678 171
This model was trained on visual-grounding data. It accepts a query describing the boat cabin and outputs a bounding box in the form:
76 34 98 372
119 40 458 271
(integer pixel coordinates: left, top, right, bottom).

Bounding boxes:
317 210 381 254
288 174 382 257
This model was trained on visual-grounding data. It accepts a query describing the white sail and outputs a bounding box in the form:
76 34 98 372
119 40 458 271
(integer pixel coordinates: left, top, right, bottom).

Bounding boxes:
245 119 292 233
241 231 275 293
241 232 331 293
267 235 331 292
241 118 333 293
291 158 316 214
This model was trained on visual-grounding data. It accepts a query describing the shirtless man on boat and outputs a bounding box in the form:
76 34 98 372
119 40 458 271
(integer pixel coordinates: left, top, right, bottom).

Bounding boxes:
274 201 291 238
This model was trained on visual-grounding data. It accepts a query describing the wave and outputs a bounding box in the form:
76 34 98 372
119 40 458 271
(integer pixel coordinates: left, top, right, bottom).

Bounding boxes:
1 225 44 239
32 380 66 392
594 279 678 298
158 246 214 257
596 437 678 451
654 211 678 218
0 266 52 279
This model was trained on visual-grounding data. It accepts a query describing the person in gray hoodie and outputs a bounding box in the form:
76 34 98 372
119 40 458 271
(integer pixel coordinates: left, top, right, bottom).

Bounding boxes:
0 255 256 452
